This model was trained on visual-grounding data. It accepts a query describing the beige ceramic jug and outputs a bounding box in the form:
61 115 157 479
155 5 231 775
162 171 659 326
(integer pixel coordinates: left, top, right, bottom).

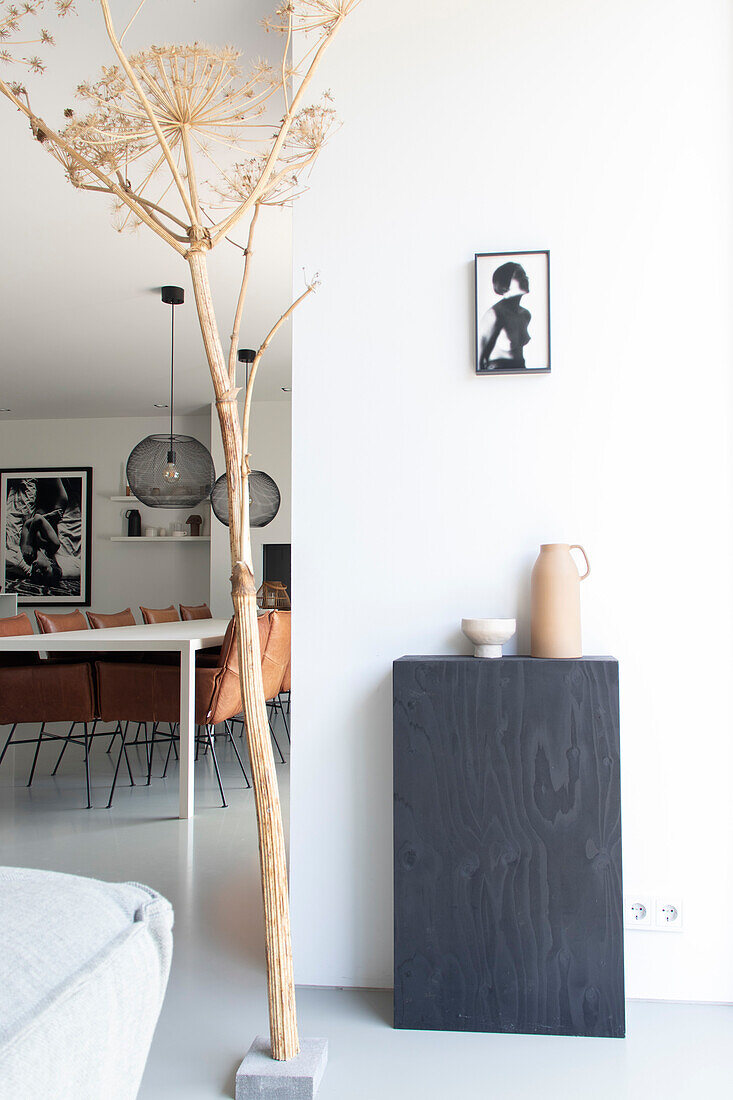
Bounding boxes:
530 543 590 658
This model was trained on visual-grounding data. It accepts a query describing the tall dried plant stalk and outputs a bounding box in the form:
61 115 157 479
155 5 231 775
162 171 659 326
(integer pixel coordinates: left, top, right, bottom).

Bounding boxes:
0 0 360 1061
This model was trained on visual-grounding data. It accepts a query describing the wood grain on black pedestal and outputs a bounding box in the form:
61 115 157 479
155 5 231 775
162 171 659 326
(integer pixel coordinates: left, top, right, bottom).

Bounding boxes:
393 656 624 1038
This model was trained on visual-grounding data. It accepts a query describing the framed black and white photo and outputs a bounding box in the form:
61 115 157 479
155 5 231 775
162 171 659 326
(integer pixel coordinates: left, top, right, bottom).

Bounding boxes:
475 250 550 375
0 468 93 606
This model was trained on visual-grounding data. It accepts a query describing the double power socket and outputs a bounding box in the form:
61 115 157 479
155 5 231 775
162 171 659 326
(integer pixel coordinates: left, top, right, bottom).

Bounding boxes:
623 895 683 932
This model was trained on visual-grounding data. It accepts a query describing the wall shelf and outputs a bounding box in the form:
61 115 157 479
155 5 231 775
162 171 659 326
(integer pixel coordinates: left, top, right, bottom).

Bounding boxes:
109 536 210 543
108 496 210 506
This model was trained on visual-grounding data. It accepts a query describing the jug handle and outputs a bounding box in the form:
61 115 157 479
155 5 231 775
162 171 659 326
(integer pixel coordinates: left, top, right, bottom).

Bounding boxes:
570 545 590 580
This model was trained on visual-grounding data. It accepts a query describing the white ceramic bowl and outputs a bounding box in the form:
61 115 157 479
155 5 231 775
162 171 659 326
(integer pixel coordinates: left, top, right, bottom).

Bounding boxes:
461 617 516 658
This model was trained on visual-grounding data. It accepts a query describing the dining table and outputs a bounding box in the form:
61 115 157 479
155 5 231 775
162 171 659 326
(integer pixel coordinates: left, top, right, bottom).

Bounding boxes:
0 617 230 818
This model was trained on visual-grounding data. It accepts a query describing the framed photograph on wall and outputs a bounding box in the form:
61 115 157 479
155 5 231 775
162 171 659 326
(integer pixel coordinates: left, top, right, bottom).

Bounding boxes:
475 250 550 374
0 468 93 606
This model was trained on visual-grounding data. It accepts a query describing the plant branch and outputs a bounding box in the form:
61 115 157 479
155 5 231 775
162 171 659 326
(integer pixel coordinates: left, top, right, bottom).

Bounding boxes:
0 76 186 254
228 202 261 387
210 13 346 245
120 0 149 43
242 282 315 455
97 0 198 230
114 171 190 231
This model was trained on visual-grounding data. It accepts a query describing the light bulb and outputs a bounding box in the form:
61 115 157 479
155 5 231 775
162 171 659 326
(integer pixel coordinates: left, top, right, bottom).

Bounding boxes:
163 450 180 482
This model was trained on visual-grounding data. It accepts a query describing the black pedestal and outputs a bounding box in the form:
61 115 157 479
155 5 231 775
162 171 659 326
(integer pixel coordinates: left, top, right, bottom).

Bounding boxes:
393 656 624 1038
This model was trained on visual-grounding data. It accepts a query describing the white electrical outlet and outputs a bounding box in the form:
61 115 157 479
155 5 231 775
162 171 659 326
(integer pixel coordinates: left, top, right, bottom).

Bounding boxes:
624 895 653 929
655 898 683 931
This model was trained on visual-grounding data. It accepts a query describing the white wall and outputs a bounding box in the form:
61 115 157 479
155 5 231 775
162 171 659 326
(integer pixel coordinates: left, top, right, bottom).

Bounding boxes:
291 0 733 999
0 414 211 618
209 400 292 617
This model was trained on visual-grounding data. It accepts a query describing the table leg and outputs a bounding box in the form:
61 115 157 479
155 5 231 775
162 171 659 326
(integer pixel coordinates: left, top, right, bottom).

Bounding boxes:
179 644 196 819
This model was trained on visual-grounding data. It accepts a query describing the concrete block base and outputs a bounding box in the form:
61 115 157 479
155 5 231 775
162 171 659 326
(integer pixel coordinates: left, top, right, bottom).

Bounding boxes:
235 1036 328 1099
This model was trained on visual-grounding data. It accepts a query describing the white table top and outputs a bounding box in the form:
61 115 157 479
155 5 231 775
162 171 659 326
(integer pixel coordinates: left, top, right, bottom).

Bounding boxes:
0 618 230 653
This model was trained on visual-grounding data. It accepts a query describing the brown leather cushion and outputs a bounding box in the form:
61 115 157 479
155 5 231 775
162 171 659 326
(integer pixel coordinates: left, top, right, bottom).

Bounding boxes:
35 609 88 633
0 613 34 638
0 612 39 668
180 603 212 621
140 605 179 625
96 618 239 726
261 610 290 701
281 660 291 693
87 608 144 663
34 608 88 664
0 662 96 724
87 608 136 629
96 662 223 725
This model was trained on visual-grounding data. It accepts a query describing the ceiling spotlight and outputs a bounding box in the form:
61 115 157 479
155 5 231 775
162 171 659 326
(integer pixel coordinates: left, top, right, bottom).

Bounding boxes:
281 387 292 393
153 403 169 408
0 408 11 413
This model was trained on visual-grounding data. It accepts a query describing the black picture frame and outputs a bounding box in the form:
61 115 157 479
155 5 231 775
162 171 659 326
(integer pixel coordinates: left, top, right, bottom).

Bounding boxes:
475 250 551 375
0 467 93 606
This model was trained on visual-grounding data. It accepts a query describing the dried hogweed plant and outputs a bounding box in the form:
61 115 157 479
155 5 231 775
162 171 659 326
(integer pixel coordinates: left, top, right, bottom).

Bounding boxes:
0 0 361 1063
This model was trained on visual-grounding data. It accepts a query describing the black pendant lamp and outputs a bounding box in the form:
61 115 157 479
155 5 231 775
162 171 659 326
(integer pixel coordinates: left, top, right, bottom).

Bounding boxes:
126 286 215 508
210 348 281 529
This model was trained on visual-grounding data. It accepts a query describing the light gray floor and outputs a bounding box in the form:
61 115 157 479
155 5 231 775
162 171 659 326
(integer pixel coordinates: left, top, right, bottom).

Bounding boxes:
1 721 732 1100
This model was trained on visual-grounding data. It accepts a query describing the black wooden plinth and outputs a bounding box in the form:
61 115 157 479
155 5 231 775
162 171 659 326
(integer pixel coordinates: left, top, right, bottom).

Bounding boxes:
393 656 624 1038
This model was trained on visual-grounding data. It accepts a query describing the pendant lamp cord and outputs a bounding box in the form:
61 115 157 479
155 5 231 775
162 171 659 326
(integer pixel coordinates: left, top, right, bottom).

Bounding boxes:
169 301 175 448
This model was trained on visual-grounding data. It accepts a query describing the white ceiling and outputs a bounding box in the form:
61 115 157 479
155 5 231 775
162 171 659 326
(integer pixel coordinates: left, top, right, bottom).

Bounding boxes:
0 0 293 421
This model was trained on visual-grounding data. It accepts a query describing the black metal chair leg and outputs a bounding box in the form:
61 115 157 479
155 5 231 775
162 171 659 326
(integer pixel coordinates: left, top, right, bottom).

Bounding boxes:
205 725 227 808
267 707 286 763
122 723 135 786
146 722 158 785
51 722 76 776
276 697 290 742
26 722 46 787
107 719 134 808
0 724 18 769
161 737 174 779
105 723 119 754
224 720 251 788
83 723 92 808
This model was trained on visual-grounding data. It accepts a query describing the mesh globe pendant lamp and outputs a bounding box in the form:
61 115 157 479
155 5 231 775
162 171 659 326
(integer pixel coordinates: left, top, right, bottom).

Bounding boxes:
126 286 215 508
211 469 281 528
210 348 282 529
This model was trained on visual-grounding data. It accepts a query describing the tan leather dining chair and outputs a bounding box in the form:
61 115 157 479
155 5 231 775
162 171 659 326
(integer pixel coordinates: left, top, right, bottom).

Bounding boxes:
87 608 136 629
231 610 291 761
97 618 250 808
35 608 89 664
179 603 212 621
140 605 179 625
0 613 98 808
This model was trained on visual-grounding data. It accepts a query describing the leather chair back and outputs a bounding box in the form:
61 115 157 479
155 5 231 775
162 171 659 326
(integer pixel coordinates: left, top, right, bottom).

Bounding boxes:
281 660 291 694
0 662 96 725
180 603 212 621
204 618 241 725
0 612 34 637
35 609 87 634
140 605 179 625
87 608 136 629
0 612 37 667
260 610 290 702
34 609 88 663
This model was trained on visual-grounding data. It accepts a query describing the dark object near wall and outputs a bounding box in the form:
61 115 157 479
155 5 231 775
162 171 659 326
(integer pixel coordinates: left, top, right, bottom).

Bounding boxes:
124 509 141 537
263 543 291 599
393 655 624 1038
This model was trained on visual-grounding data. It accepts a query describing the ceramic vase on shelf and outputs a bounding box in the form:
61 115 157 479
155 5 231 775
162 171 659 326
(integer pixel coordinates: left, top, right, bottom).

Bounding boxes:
530 543 590 658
